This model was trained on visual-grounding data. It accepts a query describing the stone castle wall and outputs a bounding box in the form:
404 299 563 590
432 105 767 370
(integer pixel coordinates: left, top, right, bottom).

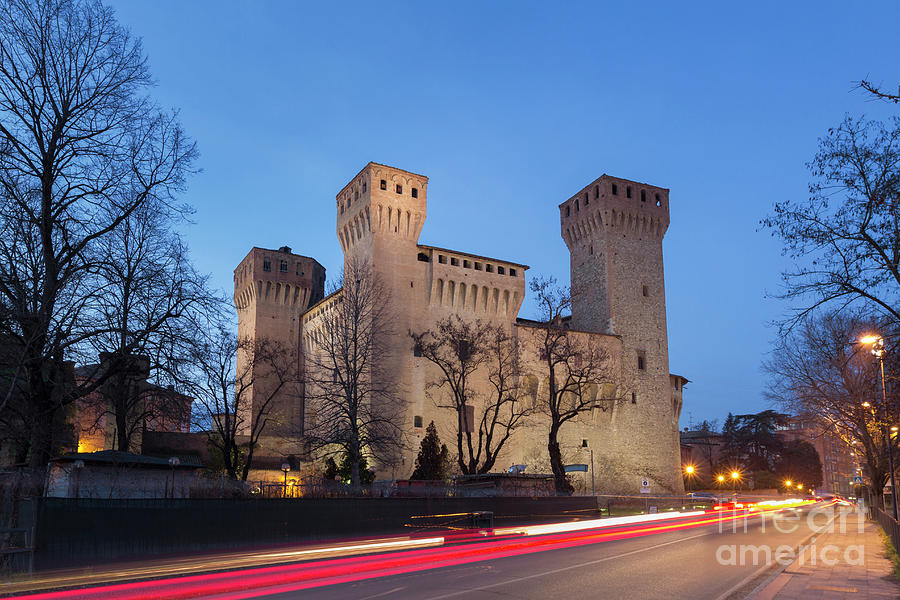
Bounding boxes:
237 162 684 494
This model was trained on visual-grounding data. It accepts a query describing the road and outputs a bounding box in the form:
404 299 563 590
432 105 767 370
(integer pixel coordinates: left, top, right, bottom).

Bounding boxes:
7 502 842 600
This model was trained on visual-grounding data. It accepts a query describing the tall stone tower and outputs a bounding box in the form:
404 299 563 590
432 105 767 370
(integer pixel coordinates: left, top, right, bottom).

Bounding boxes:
233 246 325 435
559 175 682 492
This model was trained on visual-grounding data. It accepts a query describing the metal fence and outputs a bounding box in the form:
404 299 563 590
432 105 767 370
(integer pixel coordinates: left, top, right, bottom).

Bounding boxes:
873 507 900 553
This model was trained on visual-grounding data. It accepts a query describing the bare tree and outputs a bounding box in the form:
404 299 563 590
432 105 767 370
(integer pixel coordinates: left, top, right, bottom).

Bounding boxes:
527 276 618 494
765 310 896 504
411 316 532 475
189 328 298 481
0 0 198 467
761 116 900 332
86 204 215 452
859 79 900 104
303 260 404 492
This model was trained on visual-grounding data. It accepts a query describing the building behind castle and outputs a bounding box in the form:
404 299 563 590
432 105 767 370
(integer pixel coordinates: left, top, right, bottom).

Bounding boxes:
233 162 686 494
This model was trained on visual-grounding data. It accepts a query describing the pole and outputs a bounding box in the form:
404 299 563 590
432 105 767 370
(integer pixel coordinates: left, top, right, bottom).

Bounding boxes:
881 355 898 519
590 449 595 496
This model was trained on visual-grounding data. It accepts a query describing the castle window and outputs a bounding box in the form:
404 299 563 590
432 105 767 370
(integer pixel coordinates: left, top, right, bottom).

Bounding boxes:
355 190 359 200
612 184 618 195
417 252 430 262
450 257 459 266
340 203 344 214
296 263 302 275
362 182 367 193
412 187 418 198
486 264 493 273
463 260 471 268
438 255 446 264
396 184 402 194
263 259 271 272
637 351 646 371
631 392 637 404
474 262 482 271
575 199 579 212
594 185 599 199
581 439 588 448
655 193 661 207
566 206 570 217
380 179 387 190
626 186 632 199
641 190 646 202
280 260 288 273
413 343 423 357
509 268 516 276
497 266 505 275
584 192 589 206
642 285 648 297
589 245 593 255
414 415 423 428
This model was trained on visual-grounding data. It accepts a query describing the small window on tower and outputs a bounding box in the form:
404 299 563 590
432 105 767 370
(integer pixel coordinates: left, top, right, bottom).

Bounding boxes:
584 192 589 206
355 190 359 200
627 187 632 199
594 185 599 199
581 439 588 448
263 259 271 272
637 351 646 371
497 266 505 275
438 255 447 264
575 199 579 212
642 285 649 297
631 392 637 404
413 343 423 357
362 182 367 193
612 184 618 195
655 193 661 207
414 415 423 428
280 260 288 273
474 262 482 271
396 184 402 194
380 179 387 190
411 188 418 198
641 190 646 202
451 257 459 266
566 206 570 217
463 260 471 269
509 268 516 276
340 203 344 214
486 264 493 273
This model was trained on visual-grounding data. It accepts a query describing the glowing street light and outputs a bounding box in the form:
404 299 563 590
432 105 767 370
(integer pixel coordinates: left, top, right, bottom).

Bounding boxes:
859 333 897 519
730 470 741 495
684 465 696 494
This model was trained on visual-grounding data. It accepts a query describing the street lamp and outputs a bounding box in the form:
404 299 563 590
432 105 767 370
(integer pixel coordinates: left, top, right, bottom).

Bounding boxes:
730 470 740 495
684 465 696 494
281 462 291 498
717 474 725 487
860 334 898 519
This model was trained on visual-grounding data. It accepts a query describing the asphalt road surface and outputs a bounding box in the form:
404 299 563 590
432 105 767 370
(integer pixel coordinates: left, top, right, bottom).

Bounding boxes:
260 508 830 600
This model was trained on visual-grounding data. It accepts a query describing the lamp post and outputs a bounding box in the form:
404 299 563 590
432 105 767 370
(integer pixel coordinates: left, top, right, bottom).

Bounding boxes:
731 470 740 496
860 334 898 519
717 474 725 489
684 465 695 494
281 462 291 498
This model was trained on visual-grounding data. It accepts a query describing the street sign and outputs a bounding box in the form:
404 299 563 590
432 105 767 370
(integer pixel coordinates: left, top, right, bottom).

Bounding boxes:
564 464 588 473
854 476 863 484
640 478 651 494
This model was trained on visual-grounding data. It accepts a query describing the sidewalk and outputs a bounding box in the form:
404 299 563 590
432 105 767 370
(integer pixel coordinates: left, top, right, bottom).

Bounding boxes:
752 510 900 599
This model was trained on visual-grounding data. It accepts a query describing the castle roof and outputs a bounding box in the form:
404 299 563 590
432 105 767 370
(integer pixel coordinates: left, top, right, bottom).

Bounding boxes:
418 244 530 270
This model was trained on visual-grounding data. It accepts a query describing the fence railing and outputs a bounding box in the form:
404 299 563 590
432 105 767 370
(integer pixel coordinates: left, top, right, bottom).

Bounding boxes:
873 507 900 553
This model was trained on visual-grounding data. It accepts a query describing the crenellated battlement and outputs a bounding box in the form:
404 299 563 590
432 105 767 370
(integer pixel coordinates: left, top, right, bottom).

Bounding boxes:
336 162 428 253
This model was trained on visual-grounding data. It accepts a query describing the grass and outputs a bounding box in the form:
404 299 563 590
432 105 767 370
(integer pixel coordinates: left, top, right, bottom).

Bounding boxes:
878 528 900 581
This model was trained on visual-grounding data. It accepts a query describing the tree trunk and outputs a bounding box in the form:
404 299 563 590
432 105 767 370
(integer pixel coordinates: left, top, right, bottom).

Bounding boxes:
548 427 572 495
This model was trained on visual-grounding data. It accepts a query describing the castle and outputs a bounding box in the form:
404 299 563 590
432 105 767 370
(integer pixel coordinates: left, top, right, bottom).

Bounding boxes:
233 162 686 494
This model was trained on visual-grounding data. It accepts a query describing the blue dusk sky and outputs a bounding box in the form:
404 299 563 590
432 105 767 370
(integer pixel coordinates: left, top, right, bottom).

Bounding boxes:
107 1 899 427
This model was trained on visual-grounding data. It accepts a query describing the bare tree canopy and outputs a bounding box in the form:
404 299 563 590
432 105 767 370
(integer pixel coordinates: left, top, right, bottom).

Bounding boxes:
764 310 896 501
412 315 532 475
188 327 299 482
761 116 900 331
304 259 404 491
528 276 618 494
0 0 198 466
859 79 900 105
